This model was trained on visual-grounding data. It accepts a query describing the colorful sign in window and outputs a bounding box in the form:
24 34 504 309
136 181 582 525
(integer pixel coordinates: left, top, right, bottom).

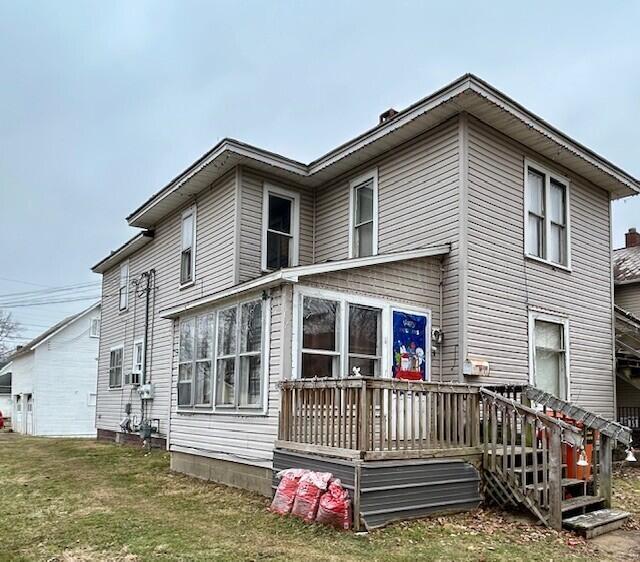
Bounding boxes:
392 310 429 381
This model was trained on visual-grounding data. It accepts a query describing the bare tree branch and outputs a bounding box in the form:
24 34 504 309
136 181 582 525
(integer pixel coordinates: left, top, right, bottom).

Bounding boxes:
0 310 20 364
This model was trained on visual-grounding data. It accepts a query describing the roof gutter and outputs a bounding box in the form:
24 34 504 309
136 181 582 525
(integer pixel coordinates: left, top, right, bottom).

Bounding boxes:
160 245 450 319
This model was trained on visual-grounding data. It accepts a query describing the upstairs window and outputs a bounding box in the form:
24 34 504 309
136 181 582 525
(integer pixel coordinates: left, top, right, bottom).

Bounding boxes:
109 346 123 388
180 206 196 285
530 313 569 399
525 162 569 267
118 262 129 311
349 169 378 258
262 184 299 271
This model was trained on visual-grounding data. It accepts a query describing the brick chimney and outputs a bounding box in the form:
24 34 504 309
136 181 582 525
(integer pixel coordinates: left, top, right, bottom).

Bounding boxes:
625 227 640 248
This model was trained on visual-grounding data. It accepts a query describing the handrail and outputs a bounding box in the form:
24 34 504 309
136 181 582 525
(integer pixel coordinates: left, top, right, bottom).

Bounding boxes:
485 384 633 446
480 388 583 447
279 376 481 393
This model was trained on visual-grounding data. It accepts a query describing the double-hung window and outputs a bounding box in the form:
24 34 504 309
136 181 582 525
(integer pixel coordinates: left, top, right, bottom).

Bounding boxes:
178 314 214 407
90 317 100 338
262 184 299 270
128 340 144 386
299 295 383 378
109 346 123 388
348 304 381 376
301 297 340 378
180 206 196 285
215 299 264 408
349 170 378 258
530 313 569 399
525 162 569 267
119 262 129 311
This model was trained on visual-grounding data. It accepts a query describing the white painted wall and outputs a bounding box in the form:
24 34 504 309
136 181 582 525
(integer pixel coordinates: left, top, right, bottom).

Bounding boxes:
11 307 100 437
0 395 12 420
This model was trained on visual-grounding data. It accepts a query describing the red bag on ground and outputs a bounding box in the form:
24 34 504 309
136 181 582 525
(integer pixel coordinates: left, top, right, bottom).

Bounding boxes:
315 479 351 530
291 471 332 522
269 468 307 515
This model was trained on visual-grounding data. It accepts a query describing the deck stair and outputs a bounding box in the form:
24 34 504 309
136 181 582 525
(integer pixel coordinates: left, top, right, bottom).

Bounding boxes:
480 387 632 536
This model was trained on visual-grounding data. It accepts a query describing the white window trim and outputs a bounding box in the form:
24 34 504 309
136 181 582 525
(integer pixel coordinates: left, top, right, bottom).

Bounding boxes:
177 293 271 416
261 183 300 272
523 158 571 271
130 338 144 385
89 317 100 338
118 261 129 312
348 168 379 259
291 285 431 381
180 205 197 289
108 344 124 389
527 310 571 400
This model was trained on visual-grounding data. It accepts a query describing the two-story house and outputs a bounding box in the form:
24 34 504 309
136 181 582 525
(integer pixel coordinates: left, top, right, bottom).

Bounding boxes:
93 75 638 532
614 227 640 436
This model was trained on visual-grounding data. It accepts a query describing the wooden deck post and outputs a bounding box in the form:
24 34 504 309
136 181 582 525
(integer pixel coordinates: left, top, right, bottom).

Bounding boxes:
358 379 369 453
600 434 613 508
548 426 563 530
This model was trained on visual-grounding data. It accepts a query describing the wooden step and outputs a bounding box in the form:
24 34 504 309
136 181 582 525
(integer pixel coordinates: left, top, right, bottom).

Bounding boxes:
563 509 631 539
526 478 587 492
561 495 605 514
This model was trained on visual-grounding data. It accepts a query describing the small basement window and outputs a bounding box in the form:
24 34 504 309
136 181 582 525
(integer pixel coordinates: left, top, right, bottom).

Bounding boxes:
262 184 299 271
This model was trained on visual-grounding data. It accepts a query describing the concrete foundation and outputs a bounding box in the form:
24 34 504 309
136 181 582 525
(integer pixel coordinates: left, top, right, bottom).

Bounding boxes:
97 428 167 449
170 451 272 496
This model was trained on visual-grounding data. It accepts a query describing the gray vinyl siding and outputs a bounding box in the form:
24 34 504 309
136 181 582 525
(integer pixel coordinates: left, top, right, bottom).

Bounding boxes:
465 117 615 417
616 284 640 318
314 118 461 379
238 167 314 283
300 257 445 379
168 286 284 468
96 170 237 438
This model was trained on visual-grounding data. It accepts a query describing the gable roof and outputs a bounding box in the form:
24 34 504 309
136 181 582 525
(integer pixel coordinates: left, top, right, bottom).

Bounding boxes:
126 73 640 229
160 245 450 319
7 302 100 361
613 246 640 285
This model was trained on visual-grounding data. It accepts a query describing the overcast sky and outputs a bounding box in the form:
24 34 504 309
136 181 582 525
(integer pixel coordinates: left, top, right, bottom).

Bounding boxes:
0 1 638 344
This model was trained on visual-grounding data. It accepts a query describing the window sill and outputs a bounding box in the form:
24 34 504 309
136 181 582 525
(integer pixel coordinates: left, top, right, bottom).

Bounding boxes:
118 308 129 316
179 280 196 290
107 386 123 391
176 407 268 417
524 254 571 273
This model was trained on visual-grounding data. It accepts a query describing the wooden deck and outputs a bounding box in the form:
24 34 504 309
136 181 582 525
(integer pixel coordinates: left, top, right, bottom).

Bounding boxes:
278 377 482 462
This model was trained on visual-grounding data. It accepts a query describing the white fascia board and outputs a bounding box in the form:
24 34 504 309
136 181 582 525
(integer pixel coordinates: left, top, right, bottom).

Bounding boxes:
161 271 288 319
160 245 450 319
91 231 154 273
30 302 101 351
0 362 13 376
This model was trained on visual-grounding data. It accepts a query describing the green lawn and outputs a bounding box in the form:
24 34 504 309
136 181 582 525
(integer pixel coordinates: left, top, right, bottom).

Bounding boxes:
0 435 637 561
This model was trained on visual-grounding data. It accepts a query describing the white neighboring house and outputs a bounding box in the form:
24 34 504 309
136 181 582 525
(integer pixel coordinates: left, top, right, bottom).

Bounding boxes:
8 302 101 437
0 368 11 423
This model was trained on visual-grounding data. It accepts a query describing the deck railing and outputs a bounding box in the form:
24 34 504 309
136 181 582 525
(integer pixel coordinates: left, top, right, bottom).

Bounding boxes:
277 377 482 461
618 406 640 430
